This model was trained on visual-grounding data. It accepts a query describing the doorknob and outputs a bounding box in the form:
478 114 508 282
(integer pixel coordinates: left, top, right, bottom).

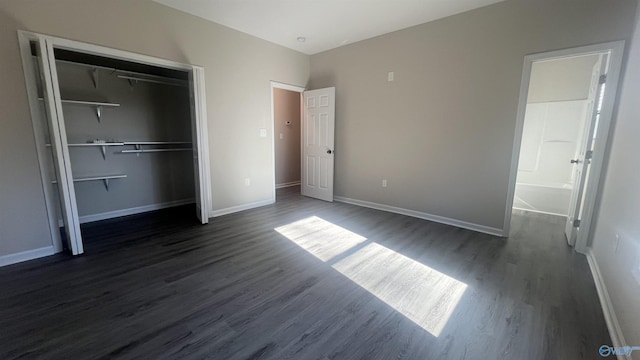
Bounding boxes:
327 149 333 154
570 159 579 164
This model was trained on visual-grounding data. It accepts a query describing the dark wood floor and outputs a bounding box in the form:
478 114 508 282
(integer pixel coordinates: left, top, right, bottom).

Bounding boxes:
0 186 609 359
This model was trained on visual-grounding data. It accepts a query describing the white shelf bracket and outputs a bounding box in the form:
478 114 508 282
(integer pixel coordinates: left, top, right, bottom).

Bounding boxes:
127 78 138 91
91 69 99 89
96 105 102 122
103 178 110 191
100 145 107 160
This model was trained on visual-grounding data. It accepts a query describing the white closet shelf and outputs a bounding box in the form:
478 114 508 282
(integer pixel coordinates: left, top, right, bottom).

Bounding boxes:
68 142 125 147
46 142 125 160
52 174 126 191
38 98 120 107
61 99 120 107
73 174 127 182
38 98 119 122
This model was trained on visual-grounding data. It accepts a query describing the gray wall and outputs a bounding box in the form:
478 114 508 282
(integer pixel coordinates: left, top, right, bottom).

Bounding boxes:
309 0 637 231
590 7 640 349
0 0 309 257
274 88 301 185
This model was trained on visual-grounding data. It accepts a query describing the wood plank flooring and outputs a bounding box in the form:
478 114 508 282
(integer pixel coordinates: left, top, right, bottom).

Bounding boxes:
0 186 610 359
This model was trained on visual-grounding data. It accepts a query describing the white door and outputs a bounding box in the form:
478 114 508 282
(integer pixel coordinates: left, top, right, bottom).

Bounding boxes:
189 68 209 224
302 87 335 202
564 55 607 245
36 39 84 255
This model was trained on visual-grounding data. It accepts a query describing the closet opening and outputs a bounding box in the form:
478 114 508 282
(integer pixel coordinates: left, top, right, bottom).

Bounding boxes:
19 31 211 256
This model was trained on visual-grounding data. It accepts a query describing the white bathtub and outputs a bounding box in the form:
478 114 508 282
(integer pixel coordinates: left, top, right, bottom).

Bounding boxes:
513 183 572 216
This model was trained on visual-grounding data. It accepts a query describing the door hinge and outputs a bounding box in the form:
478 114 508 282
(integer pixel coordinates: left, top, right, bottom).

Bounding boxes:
573 219 581 227
599 74 607 85
585 150 593 160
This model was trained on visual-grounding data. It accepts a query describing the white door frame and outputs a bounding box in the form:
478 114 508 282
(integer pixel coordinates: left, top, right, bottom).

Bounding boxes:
503 41 625 253
17 30 212 252
270 81 305 202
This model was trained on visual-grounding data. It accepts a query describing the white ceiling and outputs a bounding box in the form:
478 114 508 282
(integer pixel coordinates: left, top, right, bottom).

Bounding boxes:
153 0 505 55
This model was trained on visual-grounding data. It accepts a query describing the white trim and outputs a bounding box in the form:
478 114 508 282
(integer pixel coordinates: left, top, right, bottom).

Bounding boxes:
190 66 212 223
0 246 57 267
76 199 195 224
504 41 626 248
211 198 274 218
586 249 630 360
270 81 305 204
17 31 64 253
43 35 196 71
276 181 301 189
335 196 503 237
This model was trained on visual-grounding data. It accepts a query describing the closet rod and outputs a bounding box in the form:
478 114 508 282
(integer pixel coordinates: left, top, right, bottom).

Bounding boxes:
121 148 192 154
123 141 192 145
117 75 187 87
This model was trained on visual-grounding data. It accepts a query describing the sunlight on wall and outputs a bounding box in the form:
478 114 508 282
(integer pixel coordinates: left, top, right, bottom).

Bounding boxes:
274 216 468 337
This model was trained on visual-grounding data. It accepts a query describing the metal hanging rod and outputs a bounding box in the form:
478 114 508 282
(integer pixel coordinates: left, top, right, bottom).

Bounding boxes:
118 75 188 88
121 148 192 154
122 141 192 145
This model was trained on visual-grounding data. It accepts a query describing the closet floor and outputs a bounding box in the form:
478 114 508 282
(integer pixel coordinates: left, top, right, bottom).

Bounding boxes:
0 187 610 359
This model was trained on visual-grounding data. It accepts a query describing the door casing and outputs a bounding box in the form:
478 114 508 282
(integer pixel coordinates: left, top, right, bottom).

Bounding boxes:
504 41 625 254
270 81 306 202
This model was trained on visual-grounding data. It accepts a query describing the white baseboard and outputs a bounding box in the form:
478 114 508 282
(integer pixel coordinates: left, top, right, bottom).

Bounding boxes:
586 249 630 360
276 181 301 189
334 196 504 237
0 246 56 267
210 198 274 218
76 198 195 224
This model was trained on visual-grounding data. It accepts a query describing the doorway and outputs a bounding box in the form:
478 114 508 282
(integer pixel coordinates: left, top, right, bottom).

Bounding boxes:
271 82 304 201
504 42 625 253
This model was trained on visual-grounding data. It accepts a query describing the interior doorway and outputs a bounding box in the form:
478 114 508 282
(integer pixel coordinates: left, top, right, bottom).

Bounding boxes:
271 82 304 201
504 42 625 253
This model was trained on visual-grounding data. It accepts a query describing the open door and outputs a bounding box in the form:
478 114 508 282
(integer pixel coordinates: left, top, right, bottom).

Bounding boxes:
564 54 608 245
189 68 209 224
302 87 335 202
35 39 84 255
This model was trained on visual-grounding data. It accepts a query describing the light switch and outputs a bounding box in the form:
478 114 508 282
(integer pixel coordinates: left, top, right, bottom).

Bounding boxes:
259 128 267 138
387 72 394 82
280 133 284 140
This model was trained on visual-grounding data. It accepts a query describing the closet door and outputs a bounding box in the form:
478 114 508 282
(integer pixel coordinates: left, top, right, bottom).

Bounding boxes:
36 39 84 255
189 68 209 224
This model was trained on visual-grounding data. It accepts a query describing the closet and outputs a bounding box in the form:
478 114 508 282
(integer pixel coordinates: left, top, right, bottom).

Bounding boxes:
20 32 210 256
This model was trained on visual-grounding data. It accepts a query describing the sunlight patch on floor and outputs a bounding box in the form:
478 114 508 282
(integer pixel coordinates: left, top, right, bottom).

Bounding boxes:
275 216 467 337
